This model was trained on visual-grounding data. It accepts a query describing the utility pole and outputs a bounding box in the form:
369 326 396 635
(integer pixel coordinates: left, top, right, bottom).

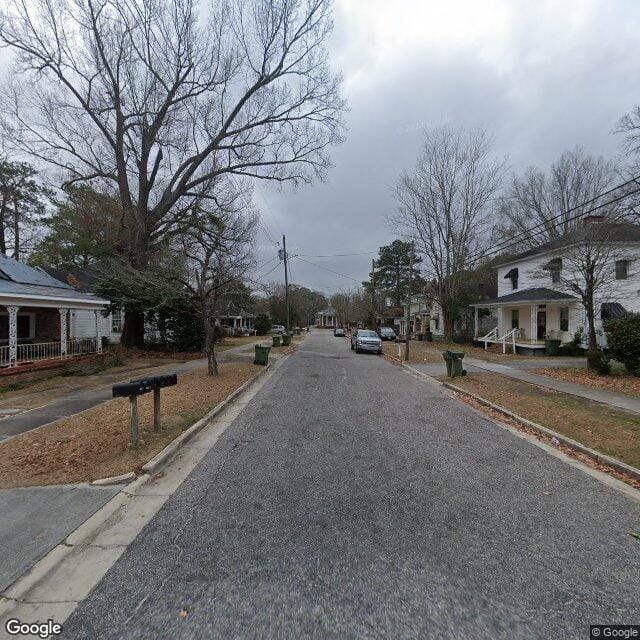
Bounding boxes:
282 235 290 333
404 242 414 361
370 258 376 329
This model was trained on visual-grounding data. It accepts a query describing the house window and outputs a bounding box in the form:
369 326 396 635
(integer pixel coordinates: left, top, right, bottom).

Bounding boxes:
0 313 34 341
615 260 629 280
111 309 123 333
511 309 519 329
560 307 569 332
504 268 518 290
433 315 439 330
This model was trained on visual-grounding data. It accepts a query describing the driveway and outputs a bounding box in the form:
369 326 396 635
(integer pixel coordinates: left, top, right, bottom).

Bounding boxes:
0 483 121 593
62 330 639 639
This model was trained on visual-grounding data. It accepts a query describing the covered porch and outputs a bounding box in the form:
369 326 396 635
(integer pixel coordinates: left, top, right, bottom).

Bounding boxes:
216 310 256 335
471 288 580 355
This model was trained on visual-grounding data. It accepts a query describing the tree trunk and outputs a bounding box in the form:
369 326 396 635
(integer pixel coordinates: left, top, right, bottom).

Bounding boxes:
443 312 455 343
12 196 19 260
121 308 145 347
203 316 219 376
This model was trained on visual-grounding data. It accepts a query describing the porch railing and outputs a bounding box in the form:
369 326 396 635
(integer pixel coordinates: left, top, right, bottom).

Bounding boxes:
0 337 99 368
499 328 518 354
480 327 498 350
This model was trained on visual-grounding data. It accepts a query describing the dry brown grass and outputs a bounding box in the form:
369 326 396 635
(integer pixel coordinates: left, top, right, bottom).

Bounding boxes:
0 363 260 488
533 367 640 398
444 372 640 469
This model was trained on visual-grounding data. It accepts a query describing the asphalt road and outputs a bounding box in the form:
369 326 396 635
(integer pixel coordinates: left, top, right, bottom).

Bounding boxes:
63 330 640 639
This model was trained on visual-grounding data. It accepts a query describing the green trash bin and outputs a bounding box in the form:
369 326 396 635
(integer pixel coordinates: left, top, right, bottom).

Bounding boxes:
449 350 466 377
272 335 281 347
282 333 292 347
442 350 453 377
254 345 270 366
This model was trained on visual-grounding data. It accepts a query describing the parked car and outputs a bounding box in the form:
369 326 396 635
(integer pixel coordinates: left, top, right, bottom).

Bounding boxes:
334 327 346 337
377 326 397 341
350 329 382 355
270 324 286 335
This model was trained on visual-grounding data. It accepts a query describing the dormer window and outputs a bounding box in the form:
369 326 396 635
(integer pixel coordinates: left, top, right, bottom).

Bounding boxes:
543 258 562 284
615 260 629 280
504 268 518 290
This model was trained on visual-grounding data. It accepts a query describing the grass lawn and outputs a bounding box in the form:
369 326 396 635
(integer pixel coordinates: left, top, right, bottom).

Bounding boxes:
0 362 260 488
533 367 640 398
382 340 551 364
443 372 640 470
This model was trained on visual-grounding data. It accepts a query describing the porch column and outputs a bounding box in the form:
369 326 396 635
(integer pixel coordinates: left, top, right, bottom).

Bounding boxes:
474 307 479 338
497 307 503 337
7 305 19 367
59 308 68 357
94 310 103 353
530 305 537 343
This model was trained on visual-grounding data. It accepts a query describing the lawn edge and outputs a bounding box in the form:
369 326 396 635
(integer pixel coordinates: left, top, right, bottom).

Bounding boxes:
441 379 640 483
140 358 276 475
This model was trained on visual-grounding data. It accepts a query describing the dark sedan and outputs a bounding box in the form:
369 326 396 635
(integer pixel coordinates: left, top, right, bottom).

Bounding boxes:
377 326 397 341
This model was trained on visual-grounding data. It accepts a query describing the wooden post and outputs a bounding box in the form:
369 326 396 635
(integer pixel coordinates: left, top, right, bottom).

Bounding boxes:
129 396 139 448
153 387 161 432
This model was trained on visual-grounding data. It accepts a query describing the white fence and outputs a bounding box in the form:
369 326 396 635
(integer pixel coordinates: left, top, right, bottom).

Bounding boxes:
0 337 99 368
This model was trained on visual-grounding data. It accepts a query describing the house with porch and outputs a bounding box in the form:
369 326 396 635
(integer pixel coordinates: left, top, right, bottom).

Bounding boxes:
214 305 256 335
315 307 337 328
471 219 640 354
0 254 109 369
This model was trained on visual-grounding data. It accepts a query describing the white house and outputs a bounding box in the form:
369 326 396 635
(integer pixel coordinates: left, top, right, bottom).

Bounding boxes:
41 267 123 344
214 305 255 334
0 256 109 369
471 219 640 354
315 307 337 328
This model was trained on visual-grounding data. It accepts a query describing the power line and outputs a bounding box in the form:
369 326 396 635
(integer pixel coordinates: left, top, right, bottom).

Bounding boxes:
473 184 640 263
294 256 362 283
252 255 279 277
466 175 640 263
296 250 378 258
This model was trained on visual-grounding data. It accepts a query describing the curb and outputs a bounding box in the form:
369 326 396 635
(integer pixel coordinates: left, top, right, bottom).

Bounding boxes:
442 380 640 483
140 358 279 475
90 471 136 486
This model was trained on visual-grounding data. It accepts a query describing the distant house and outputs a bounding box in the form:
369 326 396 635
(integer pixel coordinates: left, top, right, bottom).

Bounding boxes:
41 266 123 344
315 307 337 328
471 220 640 354
214 305 255 334
0 255 108 369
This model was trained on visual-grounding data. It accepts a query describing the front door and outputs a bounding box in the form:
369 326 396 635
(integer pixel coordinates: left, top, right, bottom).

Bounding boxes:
537 311 546 340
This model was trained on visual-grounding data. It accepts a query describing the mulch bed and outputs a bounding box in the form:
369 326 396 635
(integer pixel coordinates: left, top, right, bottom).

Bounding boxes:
0 363 260 488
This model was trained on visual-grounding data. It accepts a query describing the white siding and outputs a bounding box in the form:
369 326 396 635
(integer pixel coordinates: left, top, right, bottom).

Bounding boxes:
70 309 122 344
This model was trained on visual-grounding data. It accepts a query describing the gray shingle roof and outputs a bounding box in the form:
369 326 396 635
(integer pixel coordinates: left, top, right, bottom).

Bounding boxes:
471 287 578 306
496 222 640 265
0 255 108 304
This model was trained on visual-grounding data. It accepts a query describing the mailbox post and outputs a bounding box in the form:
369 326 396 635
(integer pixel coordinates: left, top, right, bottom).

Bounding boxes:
112 374 177 447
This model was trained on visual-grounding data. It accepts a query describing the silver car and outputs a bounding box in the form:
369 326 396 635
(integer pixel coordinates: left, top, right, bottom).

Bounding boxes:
350 329 382 354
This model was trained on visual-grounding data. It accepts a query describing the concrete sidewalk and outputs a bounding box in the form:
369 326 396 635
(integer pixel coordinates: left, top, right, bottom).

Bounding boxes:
465 357 640 414
0 342 264 442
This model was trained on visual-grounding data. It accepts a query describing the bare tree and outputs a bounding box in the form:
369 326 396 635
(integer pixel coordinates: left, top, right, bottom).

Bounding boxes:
172 181 256 375
393 126 505 342
497 148 619 248
0 0 346 345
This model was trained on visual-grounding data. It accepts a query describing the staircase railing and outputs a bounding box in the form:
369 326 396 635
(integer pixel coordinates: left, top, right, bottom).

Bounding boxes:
499 328 518 354
480 327 498 350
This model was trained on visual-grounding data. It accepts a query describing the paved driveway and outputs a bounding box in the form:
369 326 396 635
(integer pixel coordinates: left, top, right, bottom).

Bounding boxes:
0 484 121 593
63 331 639 639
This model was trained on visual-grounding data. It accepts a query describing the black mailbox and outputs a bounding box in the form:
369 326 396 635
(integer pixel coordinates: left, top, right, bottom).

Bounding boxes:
153 374 177 389
112 380 154 398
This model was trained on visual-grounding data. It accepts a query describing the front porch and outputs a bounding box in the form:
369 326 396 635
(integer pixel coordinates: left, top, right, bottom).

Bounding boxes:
0 305 105 369
471 288 580 355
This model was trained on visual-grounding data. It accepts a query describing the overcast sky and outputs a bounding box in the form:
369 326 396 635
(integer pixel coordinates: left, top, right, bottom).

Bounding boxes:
252 0 640 296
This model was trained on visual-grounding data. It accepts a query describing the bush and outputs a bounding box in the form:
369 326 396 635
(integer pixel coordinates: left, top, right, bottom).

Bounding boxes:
558 330 584 357
254 314 271 336
605 313 640 376
586 349 610 376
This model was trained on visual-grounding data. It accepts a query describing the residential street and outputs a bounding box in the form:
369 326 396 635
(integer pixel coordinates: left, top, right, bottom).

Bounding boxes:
62 330 639 639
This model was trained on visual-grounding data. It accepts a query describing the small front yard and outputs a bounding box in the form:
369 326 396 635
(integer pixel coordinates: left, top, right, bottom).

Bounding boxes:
0 362 260 488
442 372 640 471
532 367 640 398
382 339 580 364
